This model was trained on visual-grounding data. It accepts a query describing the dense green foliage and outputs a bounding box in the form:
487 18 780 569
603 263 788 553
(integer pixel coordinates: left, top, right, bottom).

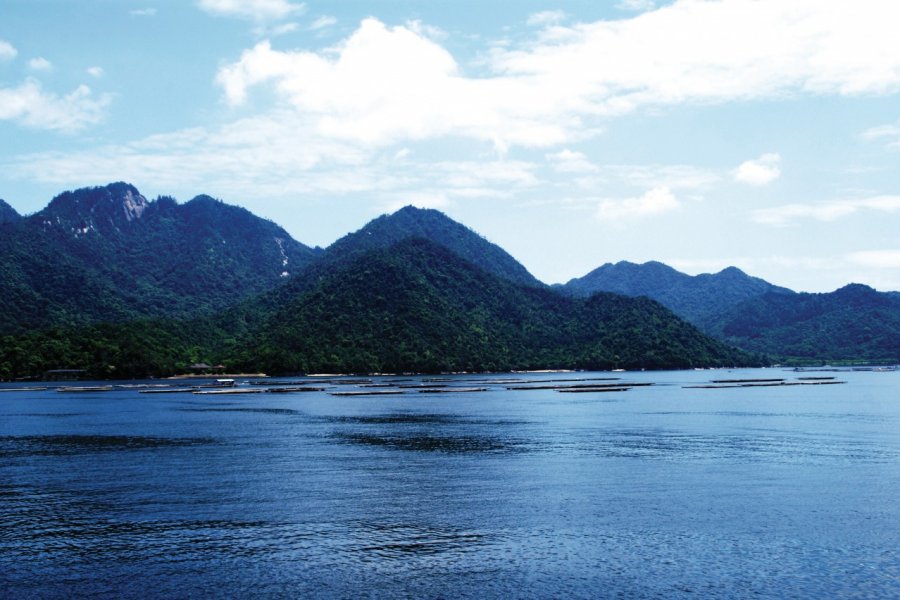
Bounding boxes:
324 205 543 287
0 183 319 335
227 238 755 375
0 319 228 379
0 238 756 379
0 186 761 378
561 260 794 325
702 284 900 363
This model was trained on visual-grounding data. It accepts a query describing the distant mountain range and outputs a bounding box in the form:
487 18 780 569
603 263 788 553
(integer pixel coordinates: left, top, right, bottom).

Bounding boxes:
0 182 897 376
703 283 900 363
559 260 794 325
558 260 900 363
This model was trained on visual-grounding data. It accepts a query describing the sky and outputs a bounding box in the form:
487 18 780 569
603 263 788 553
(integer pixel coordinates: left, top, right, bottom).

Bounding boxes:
2 0 900 292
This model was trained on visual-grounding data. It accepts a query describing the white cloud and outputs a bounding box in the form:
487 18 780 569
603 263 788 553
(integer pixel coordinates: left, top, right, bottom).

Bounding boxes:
733 153 781 185
861 122 900 141
214 3 900 154
309 16 336 31
617 0 656 12
197 0 304 21
848 250 900 269
527 11 566 27
861 120 900 149
261 22 299 37
28 57 52 71
545 149 598 173
5 105 538 208
216 20 594 150
130 8 157 17
0 40 16 61
602 164 719 190
87 66 104 78
596 186 679 220
753 195 900 226
0 79 110 132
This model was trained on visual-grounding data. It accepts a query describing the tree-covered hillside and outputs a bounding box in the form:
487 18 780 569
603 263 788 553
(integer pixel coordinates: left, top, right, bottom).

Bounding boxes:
324 205 543 287
703 284 900 362
229 238 755 375
0 238 757 379
561 260 794 325
0 183 319 334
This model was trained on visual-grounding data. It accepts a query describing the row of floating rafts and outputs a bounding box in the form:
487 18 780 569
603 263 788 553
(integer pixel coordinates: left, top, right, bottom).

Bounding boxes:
506 380 649 393
684 377 846 389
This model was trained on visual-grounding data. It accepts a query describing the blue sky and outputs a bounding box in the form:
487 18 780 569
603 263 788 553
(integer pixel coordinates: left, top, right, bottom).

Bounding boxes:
3 0 900 292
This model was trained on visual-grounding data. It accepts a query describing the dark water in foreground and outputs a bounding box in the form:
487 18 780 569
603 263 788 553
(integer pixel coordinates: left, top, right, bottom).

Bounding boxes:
1 369 898 599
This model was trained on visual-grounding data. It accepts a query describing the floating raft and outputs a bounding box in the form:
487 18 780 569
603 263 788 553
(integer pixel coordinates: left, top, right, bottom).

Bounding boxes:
508 382 651 390
57 386 114 392
139 388 197 394
710 378 784 384
556 387 631 393
192 388 264 395
417 387 488 393
685 380 846 389
0 387 49 392
265 386 325 393
329 390 404 396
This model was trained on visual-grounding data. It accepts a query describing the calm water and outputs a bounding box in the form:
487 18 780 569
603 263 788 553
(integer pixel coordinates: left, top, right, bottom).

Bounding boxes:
1 369 898 599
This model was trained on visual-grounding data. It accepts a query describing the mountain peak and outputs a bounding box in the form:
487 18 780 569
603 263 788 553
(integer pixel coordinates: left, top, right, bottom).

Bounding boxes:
717 266 747 277
39 182 148 233
324 206 542 287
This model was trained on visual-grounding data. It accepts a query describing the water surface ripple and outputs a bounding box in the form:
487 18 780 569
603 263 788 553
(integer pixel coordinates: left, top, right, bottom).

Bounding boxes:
1 369 898 598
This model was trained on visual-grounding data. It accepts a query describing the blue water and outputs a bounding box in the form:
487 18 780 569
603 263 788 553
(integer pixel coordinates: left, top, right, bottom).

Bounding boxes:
1 369 898 598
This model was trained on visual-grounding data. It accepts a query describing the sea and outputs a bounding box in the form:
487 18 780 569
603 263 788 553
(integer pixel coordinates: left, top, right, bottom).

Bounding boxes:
1 368 898 599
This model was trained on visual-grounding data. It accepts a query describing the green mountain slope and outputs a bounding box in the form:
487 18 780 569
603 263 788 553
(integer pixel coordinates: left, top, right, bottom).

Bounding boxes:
0 183 319 334
561 260 794 325
229 238 754 375
0 199 20 225
0 238 757 379
324 206 542 287
704 284 900 362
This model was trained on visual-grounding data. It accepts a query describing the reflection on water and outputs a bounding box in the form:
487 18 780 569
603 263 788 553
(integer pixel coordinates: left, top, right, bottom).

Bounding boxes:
1 369 899 598
0 434 215 457
177 407 303 416
336 432 524 454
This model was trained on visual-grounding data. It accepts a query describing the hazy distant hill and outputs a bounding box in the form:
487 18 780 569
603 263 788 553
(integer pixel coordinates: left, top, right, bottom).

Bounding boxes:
0 183 319 334
323 206 543 287
704 284 900 362
561 260 794 325
227 238 753 375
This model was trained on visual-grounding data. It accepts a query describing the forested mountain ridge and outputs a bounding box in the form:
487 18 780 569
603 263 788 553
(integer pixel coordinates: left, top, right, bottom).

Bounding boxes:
227 237 755 375
0 183 319 334
560 260 794 325
703 283 900 362
323 205 543 287
0 236 757 378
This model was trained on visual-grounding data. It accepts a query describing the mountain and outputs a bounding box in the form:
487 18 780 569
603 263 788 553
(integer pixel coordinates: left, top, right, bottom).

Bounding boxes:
0 199 21 225
323 206 542 287
226 238 754 375
0 183 319 334
561 260 794 325
704 284 900 362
